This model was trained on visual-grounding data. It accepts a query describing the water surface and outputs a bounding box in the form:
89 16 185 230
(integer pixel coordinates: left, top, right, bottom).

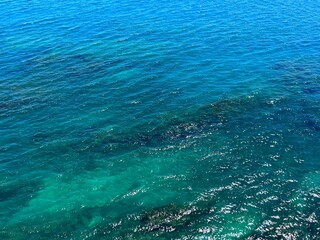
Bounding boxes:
1 0 320 239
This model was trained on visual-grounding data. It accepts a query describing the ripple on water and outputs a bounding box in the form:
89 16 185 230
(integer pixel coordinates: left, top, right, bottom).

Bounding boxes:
1 0 320 239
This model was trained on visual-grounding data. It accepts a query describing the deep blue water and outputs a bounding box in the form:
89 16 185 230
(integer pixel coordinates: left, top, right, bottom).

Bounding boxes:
1 0 320 239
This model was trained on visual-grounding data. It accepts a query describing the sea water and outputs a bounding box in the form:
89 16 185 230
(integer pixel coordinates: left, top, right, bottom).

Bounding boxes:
1 0 320 239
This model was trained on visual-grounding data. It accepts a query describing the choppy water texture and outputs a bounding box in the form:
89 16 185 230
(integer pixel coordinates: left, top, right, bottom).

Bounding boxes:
1 0 320 239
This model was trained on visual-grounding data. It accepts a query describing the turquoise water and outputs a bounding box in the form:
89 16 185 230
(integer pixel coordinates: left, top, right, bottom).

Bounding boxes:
1 0 320 239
